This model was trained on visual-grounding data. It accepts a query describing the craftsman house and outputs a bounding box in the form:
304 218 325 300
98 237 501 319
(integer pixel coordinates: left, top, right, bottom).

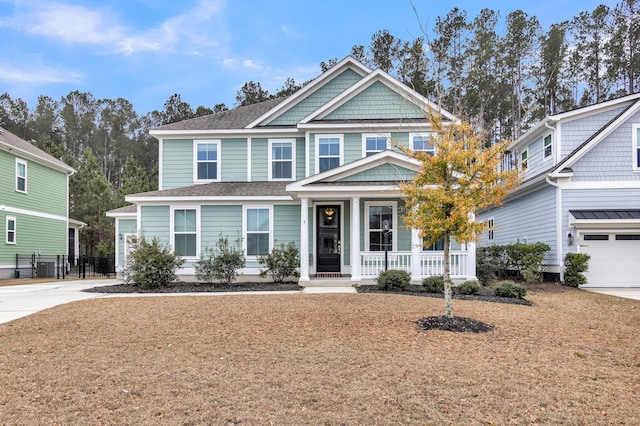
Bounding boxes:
477 93 640 287
108 57 477 283
0 127 81 279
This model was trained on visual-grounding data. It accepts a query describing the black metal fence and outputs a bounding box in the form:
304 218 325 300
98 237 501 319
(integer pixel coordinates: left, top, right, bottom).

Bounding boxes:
14 254 115 279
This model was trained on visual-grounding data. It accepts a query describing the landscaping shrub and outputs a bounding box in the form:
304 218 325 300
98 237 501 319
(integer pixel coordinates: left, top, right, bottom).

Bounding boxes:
422 275 444 293
123 237 184 289
505 242 550 283
494 280 527 299
457 280 480 295
376 269 411 291
476 246 502 284
196 234 245 285
258 242 300 284
564 252 590 287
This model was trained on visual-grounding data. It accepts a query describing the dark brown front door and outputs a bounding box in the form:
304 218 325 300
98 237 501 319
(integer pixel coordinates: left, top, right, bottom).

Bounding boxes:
317 205 341 273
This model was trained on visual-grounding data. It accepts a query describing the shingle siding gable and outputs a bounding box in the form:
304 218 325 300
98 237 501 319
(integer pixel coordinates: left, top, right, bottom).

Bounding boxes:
560 105 629 158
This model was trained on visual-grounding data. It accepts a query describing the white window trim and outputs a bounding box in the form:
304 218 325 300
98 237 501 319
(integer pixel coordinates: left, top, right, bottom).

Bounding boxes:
633 124 640 172
170 206 201 260
364 201 397 252
16 158 27 193
193 140 221 183
268 139 296 181
409 132 435 155
362 132 390 157
487 217 495 241
6 216 16 244
243 205 274 259
521 149 528 171
124 234 138 262
315 134 343 174
543 134 553 161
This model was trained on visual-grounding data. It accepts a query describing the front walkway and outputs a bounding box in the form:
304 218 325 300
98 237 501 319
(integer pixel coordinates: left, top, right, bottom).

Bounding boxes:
583 287 640 301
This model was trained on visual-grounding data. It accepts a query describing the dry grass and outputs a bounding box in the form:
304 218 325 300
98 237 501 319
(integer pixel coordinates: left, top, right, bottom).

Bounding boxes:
1 286 639 425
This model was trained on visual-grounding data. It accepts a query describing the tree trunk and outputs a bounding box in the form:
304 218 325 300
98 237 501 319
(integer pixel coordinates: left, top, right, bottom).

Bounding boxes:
443 231 453 318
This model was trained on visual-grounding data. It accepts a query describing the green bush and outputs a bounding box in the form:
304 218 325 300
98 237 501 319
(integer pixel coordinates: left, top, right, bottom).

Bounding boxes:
564 252 590 287
457 280 480 295
123 237 184 289
422 275 444 293
258 242 300 284
377 269 411 291
476 246 502 285
494 280 527 299
505 242 550 283
196 234 245 285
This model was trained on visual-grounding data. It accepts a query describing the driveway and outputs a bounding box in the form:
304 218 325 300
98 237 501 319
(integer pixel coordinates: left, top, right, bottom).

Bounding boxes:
583 287 640 301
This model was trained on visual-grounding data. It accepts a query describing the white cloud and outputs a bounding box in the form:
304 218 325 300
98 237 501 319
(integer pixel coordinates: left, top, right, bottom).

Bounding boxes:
0 63 83 85
243 60 262 70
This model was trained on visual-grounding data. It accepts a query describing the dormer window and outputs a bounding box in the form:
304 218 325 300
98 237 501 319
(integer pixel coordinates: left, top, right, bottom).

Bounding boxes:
544 134 552 159
363 133 389 157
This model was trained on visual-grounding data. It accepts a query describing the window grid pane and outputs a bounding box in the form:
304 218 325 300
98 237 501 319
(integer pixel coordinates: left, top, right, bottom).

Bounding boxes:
368 205 393 251
197 144 217 179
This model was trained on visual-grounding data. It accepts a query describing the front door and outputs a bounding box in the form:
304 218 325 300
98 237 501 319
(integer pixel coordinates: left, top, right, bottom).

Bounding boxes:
317 205 341 273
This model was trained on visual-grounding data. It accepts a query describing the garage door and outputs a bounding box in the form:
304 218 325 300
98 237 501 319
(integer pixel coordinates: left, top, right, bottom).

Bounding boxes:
580 233 640 287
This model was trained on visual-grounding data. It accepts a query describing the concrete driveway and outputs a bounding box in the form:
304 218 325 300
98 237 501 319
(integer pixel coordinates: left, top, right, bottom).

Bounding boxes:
583 287 640 301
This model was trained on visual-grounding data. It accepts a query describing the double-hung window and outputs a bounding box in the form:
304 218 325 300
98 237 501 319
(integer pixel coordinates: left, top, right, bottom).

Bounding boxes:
410 133 435 156
317 135 342 173
245 207 271 257
6 217 16 244
269 139 295 180
543 134 552 159
365 202 395 251
363 133 389 157
634 125 640 171
172 208 198 258
520 150 528 171
195 141 219 182
16 159 27 193
487 218 494 241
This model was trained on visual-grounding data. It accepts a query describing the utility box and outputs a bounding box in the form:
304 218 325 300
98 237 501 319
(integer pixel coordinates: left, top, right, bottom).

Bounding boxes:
37 262 55 278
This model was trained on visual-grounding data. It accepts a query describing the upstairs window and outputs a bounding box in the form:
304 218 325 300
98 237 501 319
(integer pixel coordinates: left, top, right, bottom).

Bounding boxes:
269 140 294 180
6 217 16 244
543 134 552 159
363 133 389 157
411 133 435 156
173 208 198 258
634 125 640 171
488 218 494 241
195 141 219 182
317 135 342 173
16 159 27 193
521 150 528 171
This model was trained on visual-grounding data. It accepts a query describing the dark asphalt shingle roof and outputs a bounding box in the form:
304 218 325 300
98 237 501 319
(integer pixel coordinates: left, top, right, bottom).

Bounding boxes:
154 98 289 131
128 181 291 198
0 127 73 172
570 210 640 220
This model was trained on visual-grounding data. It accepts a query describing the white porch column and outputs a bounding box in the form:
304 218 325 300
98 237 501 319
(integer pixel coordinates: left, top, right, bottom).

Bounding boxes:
350 196 361 282
299 197 310 282
411 228 422 283
466 240 477 281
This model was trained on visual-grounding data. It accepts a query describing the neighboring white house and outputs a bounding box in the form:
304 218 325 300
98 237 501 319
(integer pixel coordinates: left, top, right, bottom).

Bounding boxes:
477 93 640 287
108 56 478 283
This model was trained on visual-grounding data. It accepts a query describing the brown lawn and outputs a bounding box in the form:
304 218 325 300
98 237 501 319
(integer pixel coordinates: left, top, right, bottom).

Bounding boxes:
0 286 639 425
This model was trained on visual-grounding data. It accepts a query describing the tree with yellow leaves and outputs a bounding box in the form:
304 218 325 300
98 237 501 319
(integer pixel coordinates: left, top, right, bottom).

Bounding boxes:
400 112 520 318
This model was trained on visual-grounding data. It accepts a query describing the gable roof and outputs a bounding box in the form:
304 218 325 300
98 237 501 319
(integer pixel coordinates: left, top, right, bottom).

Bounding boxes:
0 127 74 174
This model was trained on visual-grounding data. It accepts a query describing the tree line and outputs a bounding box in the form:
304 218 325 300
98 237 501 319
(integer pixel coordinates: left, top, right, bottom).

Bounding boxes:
0 1 637 256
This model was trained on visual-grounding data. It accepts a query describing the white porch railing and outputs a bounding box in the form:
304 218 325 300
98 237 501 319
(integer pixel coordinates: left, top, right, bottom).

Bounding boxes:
359 251 468 279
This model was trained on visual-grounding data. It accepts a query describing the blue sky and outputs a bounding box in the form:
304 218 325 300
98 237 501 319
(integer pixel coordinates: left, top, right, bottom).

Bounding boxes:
0 0 620 115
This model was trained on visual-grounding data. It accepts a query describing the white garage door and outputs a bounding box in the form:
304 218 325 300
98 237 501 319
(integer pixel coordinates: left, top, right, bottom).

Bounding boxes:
580 233 640 287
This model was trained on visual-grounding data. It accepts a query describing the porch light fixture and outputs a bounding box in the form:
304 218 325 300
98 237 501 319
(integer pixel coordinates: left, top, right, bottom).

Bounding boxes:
382 219 391 271
567 232 574 246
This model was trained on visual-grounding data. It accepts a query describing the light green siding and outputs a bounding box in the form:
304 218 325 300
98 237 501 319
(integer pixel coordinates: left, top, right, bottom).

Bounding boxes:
337 164 417 182
295 138 305 180
274 205 301 246
116 219 137 265
162 139 193 189
0 211 67 265
201 205 242 250
0 151 67 217
267 69 363 125
250 138 268 181
140 206 170 242
343 133 361 164
325 81 425 120
221 139 248 181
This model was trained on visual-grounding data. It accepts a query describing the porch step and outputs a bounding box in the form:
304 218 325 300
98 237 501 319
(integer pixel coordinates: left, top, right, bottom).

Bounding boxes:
301 286 357 294
315 272 343 278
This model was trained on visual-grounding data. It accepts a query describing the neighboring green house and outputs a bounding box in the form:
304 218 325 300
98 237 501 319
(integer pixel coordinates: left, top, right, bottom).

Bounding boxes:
0 127 81 279
108 57 477 282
